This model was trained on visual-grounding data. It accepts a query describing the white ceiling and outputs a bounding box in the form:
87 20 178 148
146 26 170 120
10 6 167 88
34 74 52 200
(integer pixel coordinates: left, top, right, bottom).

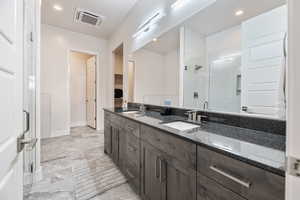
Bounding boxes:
185 0 286 36
142 0 286 54
41 0 139 39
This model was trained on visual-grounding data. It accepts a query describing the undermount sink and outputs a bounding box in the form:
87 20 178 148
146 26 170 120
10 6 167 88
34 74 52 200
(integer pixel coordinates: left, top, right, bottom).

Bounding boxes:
122 110 145 117
163 121 200 131
122 111 140 114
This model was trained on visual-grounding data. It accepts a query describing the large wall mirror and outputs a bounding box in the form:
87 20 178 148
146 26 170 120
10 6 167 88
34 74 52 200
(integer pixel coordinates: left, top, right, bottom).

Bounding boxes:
131 0 287 120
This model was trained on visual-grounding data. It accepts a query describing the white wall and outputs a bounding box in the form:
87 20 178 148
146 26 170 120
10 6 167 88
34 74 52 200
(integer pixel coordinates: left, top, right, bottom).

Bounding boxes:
41 24 108 138
133 48 180 106
133 49 165 104
70 52 91 127
164 49 180 106
114 53 123 75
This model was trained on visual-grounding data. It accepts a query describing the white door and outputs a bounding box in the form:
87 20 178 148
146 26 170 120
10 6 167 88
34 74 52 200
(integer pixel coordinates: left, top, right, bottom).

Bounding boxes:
0 0 24 199
241 5 287 117
286 0 300 199
86 56 96 129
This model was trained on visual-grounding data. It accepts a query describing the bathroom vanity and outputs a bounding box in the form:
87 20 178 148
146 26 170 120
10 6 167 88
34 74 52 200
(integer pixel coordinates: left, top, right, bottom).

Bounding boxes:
104 106 285 200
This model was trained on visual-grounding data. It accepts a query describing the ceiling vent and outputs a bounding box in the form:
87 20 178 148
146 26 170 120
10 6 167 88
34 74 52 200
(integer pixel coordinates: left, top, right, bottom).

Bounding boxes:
74 9 104 28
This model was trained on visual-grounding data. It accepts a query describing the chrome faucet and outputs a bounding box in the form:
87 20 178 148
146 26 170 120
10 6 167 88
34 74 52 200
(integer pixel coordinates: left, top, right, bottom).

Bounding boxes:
186 110 198 121
139 104 146 114
203 101 209 111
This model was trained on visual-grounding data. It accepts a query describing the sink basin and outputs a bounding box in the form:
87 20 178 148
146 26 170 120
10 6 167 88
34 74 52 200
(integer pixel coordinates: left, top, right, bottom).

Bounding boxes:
122 111 140 114
122 111 145 118
163 121 200 131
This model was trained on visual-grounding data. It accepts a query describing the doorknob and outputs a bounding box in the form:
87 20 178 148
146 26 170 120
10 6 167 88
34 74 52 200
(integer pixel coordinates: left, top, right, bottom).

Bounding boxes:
17 134 38 153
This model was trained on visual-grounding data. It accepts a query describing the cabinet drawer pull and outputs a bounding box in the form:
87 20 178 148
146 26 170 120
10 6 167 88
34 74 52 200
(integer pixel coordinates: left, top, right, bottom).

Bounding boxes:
128 145 137 152
127 126 135 131
210 166 251 188
155 156 160 179
160 159 167 183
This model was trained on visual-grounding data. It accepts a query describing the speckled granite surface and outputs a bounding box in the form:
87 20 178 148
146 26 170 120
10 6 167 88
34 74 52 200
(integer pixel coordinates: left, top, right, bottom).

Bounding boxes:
104 108 286 176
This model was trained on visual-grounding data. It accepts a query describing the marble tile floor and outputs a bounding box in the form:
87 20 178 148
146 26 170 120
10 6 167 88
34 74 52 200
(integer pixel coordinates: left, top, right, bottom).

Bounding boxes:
24 126 141 200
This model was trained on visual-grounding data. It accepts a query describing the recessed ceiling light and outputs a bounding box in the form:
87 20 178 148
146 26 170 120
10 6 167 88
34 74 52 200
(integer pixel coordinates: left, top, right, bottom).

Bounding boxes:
235 10 244 16
152 38 158 42
53 4 63 11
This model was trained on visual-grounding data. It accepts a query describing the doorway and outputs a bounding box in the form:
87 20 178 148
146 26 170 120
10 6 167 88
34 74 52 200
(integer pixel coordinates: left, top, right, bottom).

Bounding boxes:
69 51 97 129
113 44 124 107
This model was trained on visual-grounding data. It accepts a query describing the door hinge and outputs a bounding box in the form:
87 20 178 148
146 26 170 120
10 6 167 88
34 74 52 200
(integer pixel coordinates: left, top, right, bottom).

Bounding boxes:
30 32 34 42
30 163 34 173
287 156 300 177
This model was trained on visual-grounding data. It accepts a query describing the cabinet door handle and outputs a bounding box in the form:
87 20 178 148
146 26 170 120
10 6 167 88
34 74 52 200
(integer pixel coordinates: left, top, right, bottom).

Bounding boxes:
155 156 160 179
210 166 251 188
160 159 167 183
128 144 137 152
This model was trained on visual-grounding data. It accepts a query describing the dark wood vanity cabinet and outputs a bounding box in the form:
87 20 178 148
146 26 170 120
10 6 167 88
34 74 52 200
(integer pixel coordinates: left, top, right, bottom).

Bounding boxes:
104 111 141 194
141 125 197 200
104 111 285 200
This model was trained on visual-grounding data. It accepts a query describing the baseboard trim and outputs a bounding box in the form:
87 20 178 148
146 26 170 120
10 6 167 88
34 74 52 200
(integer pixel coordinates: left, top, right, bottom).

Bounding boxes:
51 129 70 138
24 166 43 185
70 121 87 128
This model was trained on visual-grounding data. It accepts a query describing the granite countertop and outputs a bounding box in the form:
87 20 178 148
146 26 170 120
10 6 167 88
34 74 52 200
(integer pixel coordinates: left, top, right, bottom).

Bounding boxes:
104 108 286 176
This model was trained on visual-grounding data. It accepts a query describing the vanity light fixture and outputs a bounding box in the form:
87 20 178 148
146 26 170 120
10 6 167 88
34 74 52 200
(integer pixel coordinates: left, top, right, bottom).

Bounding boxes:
132 10 166 38
235 10 244 16
53 4 63 11
171 0 191 9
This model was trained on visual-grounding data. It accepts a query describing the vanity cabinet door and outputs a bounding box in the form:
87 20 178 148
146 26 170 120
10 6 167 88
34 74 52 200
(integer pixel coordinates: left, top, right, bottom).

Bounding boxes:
124 130 140 194
111 126 120 164
104 111 112 155
197 173 246 200
162 158 197 200
104 124 112 155
141 142 164 200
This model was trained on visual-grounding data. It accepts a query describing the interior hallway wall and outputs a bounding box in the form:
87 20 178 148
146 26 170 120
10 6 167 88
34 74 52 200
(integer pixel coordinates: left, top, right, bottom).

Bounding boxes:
41 24 108 138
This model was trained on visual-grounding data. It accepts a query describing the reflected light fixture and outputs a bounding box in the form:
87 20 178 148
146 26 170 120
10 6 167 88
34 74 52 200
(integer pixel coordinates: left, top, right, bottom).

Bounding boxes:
171 0 191 9
235 10 244 16
53 4 63 11
132 10 166 38
152 38 158 42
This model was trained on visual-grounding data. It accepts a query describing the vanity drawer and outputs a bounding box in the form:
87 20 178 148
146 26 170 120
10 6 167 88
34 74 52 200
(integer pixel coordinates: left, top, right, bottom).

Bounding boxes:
110 113 124 127
124 118 140 138
197 173 246 200
141 125 196 170
104 111 111 121
197 146 285 200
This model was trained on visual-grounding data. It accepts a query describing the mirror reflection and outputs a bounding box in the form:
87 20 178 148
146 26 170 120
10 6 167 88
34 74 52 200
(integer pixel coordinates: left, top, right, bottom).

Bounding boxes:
131 0 287 120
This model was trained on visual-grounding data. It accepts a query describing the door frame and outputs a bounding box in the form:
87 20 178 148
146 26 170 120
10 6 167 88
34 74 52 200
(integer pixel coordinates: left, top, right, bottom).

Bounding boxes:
67 48 99 130
128 60 136 103
286 0 300 198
